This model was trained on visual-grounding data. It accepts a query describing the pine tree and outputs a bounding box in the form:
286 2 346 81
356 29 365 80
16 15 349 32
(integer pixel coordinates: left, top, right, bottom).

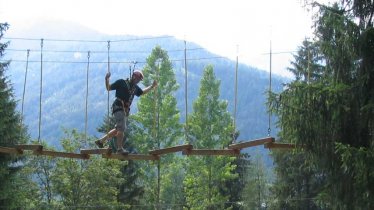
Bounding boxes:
0 22 28 209
269 1 374 209
184 65 237 209
131 46 183 208
51 129 126 208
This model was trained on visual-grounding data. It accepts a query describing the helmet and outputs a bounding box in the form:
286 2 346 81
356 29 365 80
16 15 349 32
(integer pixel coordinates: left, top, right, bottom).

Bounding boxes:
132 70 144 80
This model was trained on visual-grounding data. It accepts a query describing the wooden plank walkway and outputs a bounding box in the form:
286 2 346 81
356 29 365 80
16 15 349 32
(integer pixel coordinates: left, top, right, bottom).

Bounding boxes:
182 149 240 156
33 150 89 159
80 148 112 155
149 144 193 155
102 153 159 161
15 144 43 151
228 137 274 150
0 146 23 154
264 142 298 149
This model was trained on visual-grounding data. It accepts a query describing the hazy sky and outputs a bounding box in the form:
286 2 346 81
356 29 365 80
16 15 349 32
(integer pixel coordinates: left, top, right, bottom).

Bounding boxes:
0 0 327 77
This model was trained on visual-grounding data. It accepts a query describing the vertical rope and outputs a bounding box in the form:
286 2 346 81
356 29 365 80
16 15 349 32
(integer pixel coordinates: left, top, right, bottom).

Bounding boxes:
268 40 272 137
38 39 43 143
84 51 90 144
107 41 111 119
184 40 189 144
233 45 239 143
21 49 30 120
307 39 310 83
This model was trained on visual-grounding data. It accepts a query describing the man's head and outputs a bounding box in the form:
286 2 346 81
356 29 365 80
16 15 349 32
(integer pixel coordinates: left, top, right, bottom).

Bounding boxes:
132 70 143 84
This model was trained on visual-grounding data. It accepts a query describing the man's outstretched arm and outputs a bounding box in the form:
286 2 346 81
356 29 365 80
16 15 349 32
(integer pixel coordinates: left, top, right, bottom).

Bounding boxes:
142 80 158 95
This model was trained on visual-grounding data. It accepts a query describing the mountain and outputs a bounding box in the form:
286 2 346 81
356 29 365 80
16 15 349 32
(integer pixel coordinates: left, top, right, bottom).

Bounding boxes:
4 20 288 159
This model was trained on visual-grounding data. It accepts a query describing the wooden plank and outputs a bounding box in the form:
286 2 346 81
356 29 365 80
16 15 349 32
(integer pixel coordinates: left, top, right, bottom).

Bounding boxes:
102 153 160 161
228 137 274 150
15 144 43 151
182 149 240 156
80 148 112 155
34 150 89 159
149 144 193 155
264 142 297 149
0 146 23 155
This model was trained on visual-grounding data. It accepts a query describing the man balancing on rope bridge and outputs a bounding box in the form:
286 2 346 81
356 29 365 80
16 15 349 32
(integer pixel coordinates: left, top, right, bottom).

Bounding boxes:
95 70 158 154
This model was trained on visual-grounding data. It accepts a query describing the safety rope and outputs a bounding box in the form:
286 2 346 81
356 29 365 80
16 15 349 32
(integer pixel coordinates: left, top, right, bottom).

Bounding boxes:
84 51 90 144
268 41 272 137
107 41 110 120
38 39 43 143
233 46 238 143
184 41 189 144
21 49 30 121
153 59 161 150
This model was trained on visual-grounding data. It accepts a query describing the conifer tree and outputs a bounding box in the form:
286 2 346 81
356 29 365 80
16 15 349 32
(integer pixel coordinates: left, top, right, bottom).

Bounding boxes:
51 129 126 208
131 46 183 207
97 104 144 208
269 1 374 209
0 22 28 209
184 65 237 209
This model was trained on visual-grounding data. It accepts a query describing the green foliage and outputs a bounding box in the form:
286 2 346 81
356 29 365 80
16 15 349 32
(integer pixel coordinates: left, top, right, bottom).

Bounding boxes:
131 46 184 207
184 65 237 210
269 1 374 209
242 154 271 210
0 22 29 209
21 141 57 207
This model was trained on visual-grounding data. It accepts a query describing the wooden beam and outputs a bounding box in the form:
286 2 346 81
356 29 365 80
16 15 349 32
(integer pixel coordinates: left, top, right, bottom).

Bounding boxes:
80 148 112 155
182 149 240 156
264 142 298 149
15 144 43 151
228 137 275 150
33 150 89 159
149 144 193 155
0 146 23 155
102 153 160 161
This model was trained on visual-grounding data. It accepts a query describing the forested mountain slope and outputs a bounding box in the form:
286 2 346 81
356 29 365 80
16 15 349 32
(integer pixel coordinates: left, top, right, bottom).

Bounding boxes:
4 20 287 150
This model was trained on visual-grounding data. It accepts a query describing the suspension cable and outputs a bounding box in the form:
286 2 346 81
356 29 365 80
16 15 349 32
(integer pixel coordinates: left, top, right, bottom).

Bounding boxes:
233 45 239 143
268 40 272 137
38 39 43 143
184 40 189 144
84 51 90 144
107 41 110 119
21 49 30 121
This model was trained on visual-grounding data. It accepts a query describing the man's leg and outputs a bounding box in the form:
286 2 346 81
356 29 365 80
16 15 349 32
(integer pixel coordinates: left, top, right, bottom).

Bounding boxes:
95 129 117 148
113 110 128 154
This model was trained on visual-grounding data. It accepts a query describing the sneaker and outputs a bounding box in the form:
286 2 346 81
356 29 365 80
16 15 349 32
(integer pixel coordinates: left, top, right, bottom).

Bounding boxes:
117 148 129 155
95 140 104 148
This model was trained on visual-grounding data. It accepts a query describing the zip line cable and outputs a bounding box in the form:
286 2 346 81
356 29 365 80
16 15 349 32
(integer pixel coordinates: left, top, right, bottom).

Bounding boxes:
84 51 90 144
21 49 30 120
38 39 43 143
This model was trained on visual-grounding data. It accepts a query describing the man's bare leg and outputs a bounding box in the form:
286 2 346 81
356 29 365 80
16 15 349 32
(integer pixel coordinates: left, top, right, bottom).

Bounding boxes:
95 129 117 148
116 131 128 154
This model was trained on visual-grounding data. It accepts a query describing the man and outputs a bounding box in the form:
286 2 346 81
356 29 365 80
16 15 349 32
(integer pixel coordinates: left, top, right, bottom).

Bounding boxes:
95 70 157 154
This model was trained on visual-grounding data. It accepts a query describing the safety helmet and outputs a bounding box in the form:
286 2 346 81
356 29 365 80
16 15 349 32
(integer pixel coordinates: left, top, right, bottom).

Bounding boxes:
132 70 144 80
